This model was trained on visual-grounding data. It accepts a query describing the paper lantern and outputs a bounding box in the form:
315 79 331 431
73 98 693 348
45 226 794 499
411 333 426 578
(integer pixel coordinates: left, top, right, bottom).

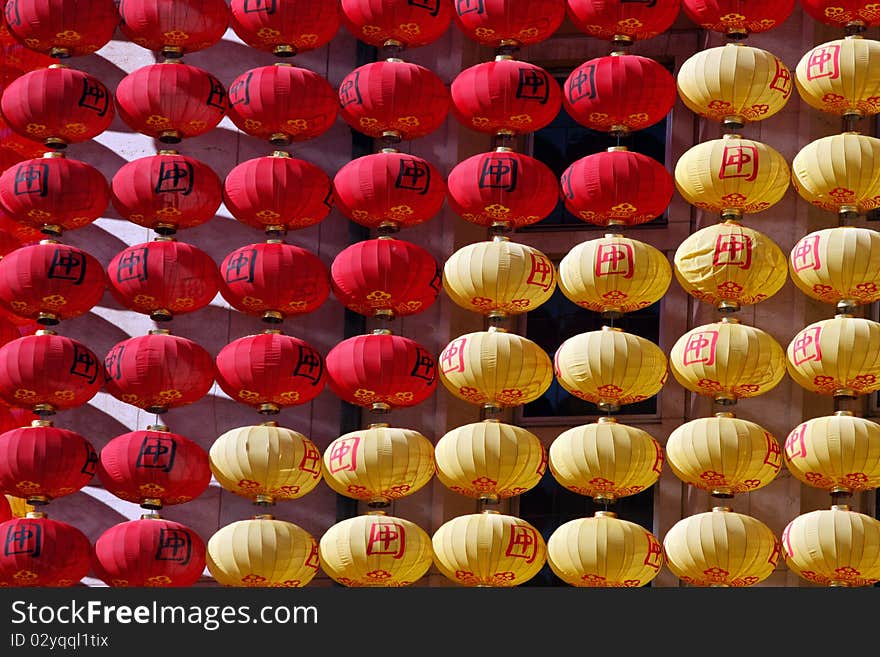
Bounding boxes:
206 516 319 587
229 0 340 56
554 327 668 410
565 0 681 45
1 0 118 57
452 0 566 47
0 514 90 586
208 423 323 503
434 420 546 500
681 0 795 37
795 37 880 118
0 494 9 522
339 0 452 48
0 207 42 243
558 234 672 315
674 221 788 311
442 236 557 317
800 0 880 30
438 328 553 409
118 0 229 57
547 512 664 587
670 318 786 403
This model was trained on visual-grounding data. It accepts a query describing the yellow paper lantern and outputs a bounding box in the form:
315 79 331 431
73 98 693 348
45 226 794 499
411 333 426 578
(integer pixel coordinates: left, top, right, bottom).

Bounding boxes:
662 507 781 587
670 318 786 403
438 327 553 409
548 417 663 500
206 516 319 587
674 135 791 219
208 423 323 504
553 326 668 411
434 419 546 501
677 43 793 127
674 221 788 311
558 234 672 315
442 235 557 317
783 411 880 493
786 315 880 397
318 513 433 587
789 226 880 309
322 425 435 505
431 511 547 587
791 132 880 218
665 413 782 495
547 512 664 587
795 36 880 118
782 506 880 586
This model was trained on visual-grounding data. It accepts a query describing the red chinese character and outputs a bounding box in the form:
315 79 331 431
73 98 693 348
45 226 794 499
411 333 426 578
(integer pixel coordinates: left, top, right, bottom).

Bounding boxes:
713 232 752 269
769 58 792 98
682 331 719 366
644 533 663 570
306 540 320 569
328 436 360 473
506 525 539 563
764 432 782 469
792 235 821 272
784 424 808 459
441 337 467 374
792 327 822 366
367 520 406 559
595 242 634 278
299 439 321 475
718 145 758 181
526 253 554 291
806 45 840 81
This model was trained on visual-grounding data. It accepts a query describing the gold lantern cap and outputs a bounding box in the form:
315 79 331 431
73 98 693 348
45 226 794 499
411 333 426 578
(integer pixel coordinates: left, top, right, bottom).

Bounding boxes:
594 510 617 518
606 146 628 153
25 511 47 519
711 506 732 513
596 415 618 424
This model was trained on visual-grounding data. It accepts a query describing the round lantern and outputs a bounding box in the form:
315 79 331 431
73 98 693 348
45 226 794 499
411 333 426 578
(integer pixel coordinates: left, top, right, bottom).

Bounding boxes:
452 0 566 48
674 221 788 311
218 241 330 323
554 327 668 411
339 0 452 48
319 513 433 587
782 506 880 586
446 148 559 229
674 136 790 218
103 330 215 414
562 53 677 135
558 234 672 315
442 236 557 318
206 516 319 587
784 411 880 493
681 0 795 38
795 37 880 119
96 426 211 508
208 423 323 503
330 237 440 319
1 0 118 57
109 150 222 235
799 0 880 31
337 59 450 142
565 0 682 45
677 44 793 127
117 0 230 57
93 517 206 587
547 512 664 587
223 152 333 234
214 332 327 413
432 511 547 587
114 61 228 143
786 315 880 397
665 413 782 496
0 207 42 243
0 513 90 586
548 417 663 500
229 0 340 56
438 328 553 409
434 420 546 500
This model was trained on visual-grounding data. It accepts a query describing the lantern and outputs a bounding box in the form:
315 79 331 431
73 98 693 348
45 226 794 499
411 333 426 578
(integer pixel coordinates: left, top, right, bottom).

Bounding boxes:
681 0 795 37
438 328 553 409
208 423 323 503
558 234 672 315
451 0 566 48
0 513 90 586
547 512 664 587
339 0 452 48
322 425 435 505
1 0 118 57
565 0 682 45
442 236 557 318
553 327 668 411
799 0 880 30
206 516 319 587
117 0 230 57
319 514 433 587
0 207 42 243
0 495 9 522
229 0 340 56
795 37 880 119
434 420 547 500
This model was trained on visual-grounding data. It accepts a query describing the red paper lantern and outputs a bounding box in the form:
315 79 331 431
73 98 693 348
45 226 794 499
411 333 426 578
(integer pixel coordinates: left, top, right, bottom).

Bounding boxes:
0 118 44 170
450 58 562 136
223 152 333 234
106 238 220 322
118 0 230 57
0 515 91 586
338 59 450 141
0 420 96 502
110 150 222 235
227 64 338 145
103 331 216 414
218 241 330 322
562 53 676 135
681 0 795 37
452 0 566 47
2 0 118 57
114 61 228 143
560 147 674 226
0 65 114 148
565 0 682 44
800 0 880 29
0 228 21 257
325 330 437 411
229 0 340 56
0 241 106 324
0 405 36 432
332 150 446 231
330 236 441 319
0 148 24 176
215 332 327 413
446 148 559 228
97 427 211 507
0 494 10 522
339 0 453 48
1 40 53 80
0 332 101 413
0 207 42 243
92 517 206 587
